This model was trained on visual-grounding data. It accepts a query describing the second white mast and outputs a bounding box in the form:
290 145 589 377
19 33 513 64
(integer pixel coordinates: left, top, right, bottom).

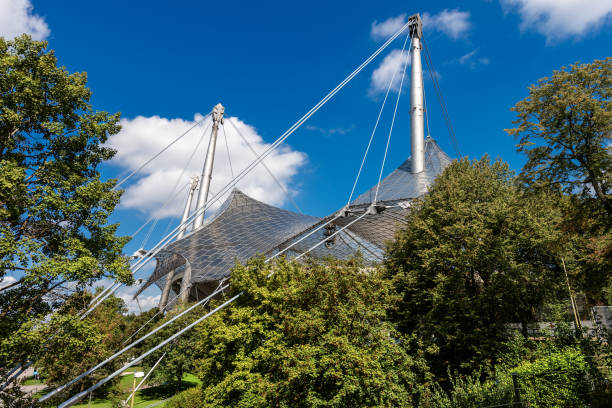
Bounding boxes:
193 103 225 230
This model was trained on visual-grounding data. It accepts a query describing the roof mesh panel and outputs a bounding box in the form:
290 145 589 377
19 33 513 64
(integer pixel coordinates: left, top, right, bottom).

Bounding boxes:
141 137 451 299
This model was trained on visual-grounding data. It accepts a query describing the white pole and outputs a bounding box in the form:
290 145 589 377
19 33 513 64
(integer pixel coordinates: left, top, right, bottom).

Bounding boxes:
193 103 224 230
123 353 166 406
410 16 425 174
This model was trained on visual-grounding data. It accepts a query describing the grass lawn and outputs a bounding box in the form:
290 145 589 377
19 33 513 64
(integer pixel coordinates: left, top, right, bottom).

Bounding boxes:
70 392 166 408
64 372 199 408
22 377 45 385
34 370 200 407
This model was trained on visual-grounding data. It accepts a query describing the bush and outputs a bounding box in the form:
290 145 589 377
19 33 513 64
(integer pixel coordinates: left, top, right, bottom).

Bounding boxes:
420 371 514 408
513 347 590 408
193 257 431 407
165 387 204 408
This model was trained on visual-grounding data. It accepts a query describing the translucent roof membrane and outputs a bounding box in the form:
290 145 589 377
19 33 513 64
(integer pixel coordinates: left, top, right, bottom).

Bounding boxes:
140 137 451 299
139 189 320 294
351 137 451 205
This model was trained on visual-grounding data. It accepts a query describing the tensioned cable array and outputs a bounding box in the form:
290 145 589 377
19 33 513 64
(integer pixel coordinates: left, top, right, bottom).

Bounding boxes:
123 351 167 405
41 279 228 403
58 291 242 407
80 119 213 318
221 123 234 179
422 35 461 158
113 115 210 191
130 182 190 240
226 117 302 214
49 20 416 406
56 208 370 407
4 117 214 387
69 15 417 330
346 32 411 205
140 120 212 249
374 34 412 203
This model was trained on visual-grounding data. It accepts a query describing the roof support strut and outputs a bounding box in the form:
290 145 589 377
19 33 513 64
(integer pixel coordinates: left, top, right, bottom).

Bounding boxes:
158 176 199 310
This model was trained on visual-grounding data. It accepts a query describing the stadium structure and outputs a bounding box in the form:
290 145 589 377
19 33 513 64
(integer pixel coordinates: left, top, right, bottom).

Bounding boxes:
130 14 453 311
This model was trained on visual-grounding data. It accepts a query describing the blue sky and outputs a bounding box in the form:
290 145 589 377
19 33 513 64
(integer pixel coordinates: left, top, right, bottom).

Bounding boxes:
2 0 611 312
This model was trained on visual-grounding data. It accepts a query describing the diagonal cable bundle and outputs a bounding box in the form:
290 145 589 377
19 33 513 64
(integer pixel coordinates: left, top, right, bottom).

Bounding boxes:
421 35 461 158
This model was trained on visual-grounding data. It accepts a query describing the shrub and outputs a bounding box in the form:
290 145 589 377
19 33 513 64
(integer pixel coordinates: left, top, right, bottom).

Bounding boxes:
420 371 514 408
513 347 590 407
165 387 204 408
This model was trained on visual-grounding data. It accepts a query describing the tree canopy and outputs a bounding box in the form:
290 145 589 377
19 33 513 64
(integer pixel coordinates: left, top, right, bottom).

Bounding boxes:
506 58 611 217
507 58 612 304
385 157 565 377
0 35 130 379
191 256 431 408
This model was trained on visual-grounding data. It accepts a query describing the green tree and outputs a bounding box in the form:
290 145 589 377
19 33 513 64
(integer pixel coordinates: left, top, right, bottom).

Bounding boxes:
0 34 130 377
0 290 129 402
192 256 430 408
139 310 199 393
385 157 565 378
506 58 611 216
506 58 612 304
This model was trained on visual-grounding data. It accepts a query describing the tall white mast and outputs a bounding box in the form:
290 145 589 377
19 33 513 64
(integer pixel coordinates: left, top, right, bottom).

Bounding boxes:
193 103 225 230
409 14 425 173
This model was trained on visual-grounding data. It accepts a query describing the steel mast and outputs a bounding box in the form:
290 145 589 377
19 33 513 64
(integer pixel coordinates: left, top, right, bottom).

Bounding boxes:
408 14 425 173
193 103 225 230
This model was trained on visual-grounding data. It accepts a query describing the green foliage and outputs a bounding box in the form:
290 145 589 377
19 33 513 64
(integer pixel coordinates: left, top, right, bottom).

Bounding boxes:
506 57 611 215
0 290 128 402
0 34 130 382
193 256 430 407
385 156 565 378
420 371 514 408
0 385 40 407
420 348 602 408
574 227 612 305
165 387 205 408
513 347 591 408
507 58 612 304
498 326 612 407
139 309 199 393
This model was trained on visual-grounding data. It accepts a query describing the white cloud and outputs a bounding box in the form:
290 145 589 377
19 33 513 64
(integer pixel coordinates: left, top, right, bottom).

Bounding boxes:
0 275 17 289
422 9 471 40
371 10 471 42
305 124 356 137
371 14 409 41
457 48 490 69
91 278 160 314
369 49 410 95
458 49 478 64
0 0 49 40
501 0 612 43
106 113 307 219
131 294 160 313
